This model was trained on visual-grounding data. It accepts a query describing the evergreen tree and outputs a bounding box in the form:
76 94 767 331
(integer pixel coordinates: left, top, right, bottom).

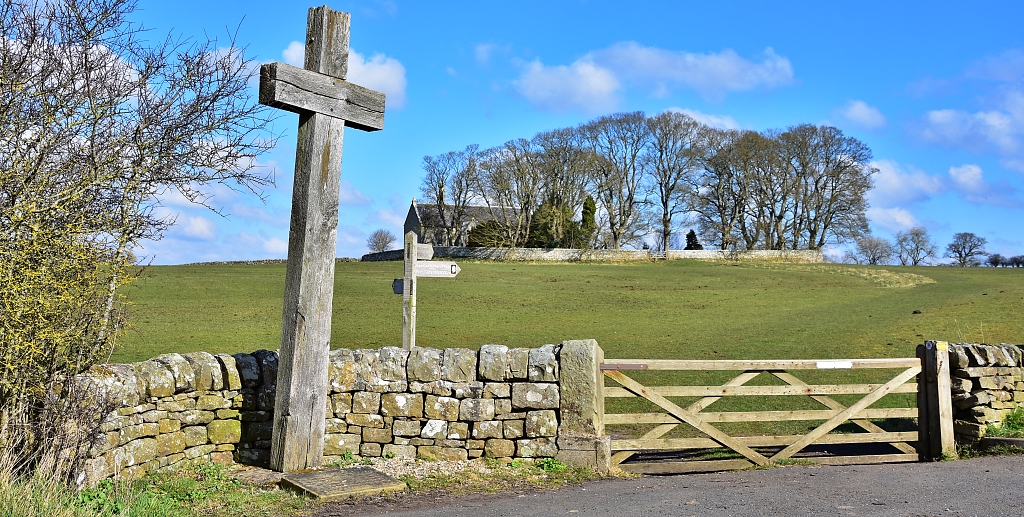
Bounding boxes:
684 230 703 250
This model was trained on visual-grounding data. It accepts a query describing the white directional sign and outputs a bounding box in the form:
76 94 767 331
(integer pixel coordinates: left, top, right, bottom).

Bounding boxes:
415 261 461 278
417 244 434 261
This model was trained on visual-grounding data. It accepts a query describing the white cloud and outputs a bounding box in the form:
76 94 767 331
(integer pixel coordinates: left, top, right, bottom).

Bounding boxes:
592 43 793 101
866 206 920 233
339 180 372 206
948 164 986 193
513 59 620 114
179 215 217 240
665 107 740 130
280 43 408 109
475 43 498 65
838 100 886 130
231 203 287 226
263 237 288 254
367 208 405 227
349 50 407 109
283 41 304 67
1001 159 1024 173
867 159 946 207
513 43 793 113
918 108 1020 154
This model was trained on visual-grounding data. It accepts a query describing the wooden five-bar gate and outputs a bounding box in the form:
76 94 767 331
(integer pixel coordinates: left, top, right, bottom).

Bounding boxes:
601 343 954 474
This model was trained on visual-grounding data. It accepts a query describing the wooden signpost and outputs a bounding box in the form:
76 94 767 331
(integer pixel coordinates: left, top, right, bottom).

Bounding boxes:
395 231 460 349
259 5 385 473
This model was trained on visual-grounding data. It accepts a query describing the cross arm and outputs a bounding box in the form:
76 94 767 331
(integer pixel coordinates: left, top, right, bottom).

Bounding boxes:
259 62 385 131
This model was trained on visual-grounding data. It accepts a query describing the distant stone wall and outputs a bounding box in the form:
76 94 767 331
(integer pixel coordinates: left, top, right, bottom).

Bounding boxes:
947 343 1024 442
361 247 822 263
76 340 608 485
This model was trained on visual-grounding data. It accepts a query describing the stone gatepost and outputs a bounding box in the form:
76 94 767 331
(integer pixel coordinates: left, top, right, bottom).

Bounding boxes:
556 339 610 473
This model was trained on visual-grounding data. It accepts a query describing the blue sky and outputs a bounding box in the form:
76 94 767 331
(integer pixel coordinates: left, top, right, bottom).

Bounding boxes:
129 1 1024 264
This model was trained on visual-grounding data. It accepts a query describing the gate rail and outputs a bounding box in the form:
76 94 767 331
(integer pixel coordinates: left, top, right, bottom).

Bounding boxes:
601 345 954 475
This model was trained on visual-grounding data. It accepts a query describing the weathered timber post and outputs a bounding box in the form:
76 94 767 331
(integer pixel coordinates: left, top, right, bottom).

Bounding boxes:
259 5 386 472
918 340 956 460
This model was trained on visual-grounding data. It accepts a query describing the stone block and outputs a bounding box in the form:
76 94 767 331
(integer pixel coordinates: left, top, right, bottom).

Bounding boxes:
485 439 515 458
208 419 241 444
479 345 509 381
332 393 353 416
215 354 242 390
157 431 186 456
134 361 175 398
408 347 442 381
467 439 485 449
517 437 557 458
158 419 180 434
119 423 159 444
447 422 469 440
323 433 361 455
528 345 559 382
417 446 441 460
472 420 503 439
173 410 215 426
364 426 394 444
409 381 453 396
185 444 216 460
978 376 1014 390
555 436 611 474
156 399 194 412
512 383 560 410
381 393 424 418
558 339 604 436
460 399 496 421
121 438 158 466
250 350 279 389
424 395 461 421
352 392 381 414
346 413 385 428
483 383 511 399
152 354 195 393
503 419 524 439
507 348 530 380
949 346 970 369
526 410 558 437
140 410 168 423
954 420 986 438
183 425 208 446
440 448 468 461
216 409 240 419
951 377 973 393
452 382 485 398
379 347 409 381
183 352 223 391
393 419 422 437
421 419 448 439
494 398 513 416
325 418 348 434
232 354 261 388
442 348 477 382
383 443 417 459
361 443 382 457
196 395 229 411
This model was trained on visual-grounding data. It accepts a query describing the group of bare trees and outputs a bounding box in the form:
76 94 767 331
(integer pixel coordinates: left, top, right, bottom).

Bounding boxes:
419 111 877 251
845 230 1020 267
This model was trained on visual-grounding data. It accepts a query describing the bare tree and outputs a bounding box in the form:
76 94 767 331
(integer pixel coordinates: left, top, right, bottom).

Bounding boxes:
691 127 746 249
987 253 1005 267
533 127 592 246
0 0 274 481
945 232 987 267
850 236 894 265
419 144 479 245
475 139 541 247
643 111 701 251
582 112 650 249
366 229 397 253
894 226 937 265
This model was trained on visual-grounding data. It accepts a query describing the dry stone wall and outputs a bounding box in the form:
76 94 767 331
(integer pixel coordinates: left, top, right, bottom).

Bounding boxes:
947 343 1024 442
360 246 822 263
76 340 607 485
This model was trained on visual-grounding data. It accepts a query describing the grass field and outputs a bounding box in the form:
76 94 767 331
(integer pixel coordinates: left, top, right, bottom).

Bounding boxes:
117 259 1024 364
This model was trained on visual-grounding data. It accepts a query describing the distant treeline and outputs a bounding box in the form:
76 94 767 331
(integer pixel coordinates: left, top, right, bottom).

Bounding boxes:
419 111 875 251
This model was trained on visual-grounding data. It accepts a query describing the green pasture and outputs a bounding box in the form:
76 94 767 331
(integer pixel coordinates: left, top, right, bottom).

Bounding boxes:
118 259 1024 363
117 259 1024 441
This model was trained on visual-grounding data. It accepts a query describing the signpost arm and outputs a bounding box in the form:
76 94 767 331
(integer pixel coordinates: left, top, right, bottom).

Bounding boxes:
402 231 417 350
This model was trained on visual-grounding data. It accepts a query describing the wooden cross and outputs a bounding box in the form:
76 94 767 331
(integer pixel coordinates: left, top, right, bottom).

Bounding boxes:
258 5 385 473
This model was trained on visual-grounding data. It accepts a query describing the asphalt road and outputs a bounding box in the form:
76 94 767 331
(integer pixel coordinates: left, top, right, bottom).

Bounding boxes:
314 455 1024 517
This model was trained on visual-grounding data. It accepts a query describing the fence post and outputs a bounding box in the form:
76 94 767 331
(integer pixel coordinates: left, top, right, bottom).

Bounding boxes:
918 341 956 460
556 339 609 473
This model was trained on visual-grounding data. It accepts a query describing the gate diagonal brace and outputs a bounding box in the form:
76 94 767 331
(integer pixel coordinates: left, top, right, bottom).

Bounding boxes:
604 370 770 466
769 371 917 455
768 365 921 462
609 370 760 466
